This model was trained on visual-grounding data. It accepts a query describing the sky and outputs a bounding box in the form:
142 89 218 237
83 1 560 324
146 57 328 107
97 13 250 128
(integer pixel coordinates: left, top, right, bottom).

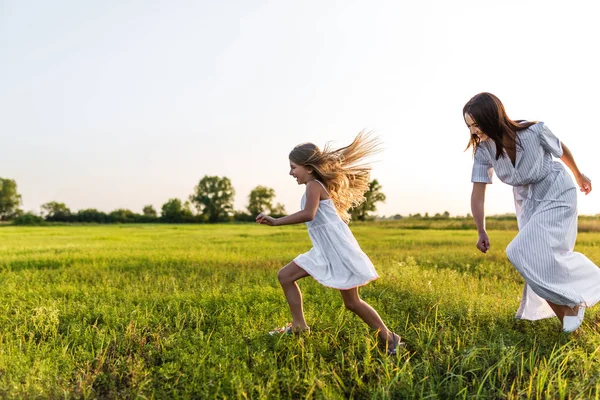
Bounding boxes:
2 0 599 218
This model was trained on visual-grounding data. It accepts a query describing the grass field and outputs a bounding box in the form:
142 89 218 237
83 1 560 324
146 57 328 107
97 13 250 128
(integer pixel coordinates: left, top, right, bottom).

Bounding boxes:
1 223 599 399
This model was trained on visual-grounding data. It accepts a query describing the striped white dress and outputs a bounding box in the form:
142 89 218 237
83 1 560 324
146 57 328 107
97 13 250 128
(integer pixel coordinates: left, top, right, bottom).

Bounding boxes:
293 180 380 290
472 122 600 320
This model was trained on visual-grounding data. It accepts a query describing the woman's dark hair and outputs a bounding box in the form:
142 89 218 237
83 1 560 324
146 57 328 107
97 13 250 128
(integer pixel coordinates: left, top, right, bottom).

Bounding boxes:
463 92 536 159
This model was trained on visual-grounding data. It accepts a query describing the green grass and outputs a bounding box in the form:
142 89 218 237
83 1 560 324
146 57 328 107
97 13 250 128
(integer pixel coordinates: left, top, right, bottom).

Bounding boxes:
0 223 599 399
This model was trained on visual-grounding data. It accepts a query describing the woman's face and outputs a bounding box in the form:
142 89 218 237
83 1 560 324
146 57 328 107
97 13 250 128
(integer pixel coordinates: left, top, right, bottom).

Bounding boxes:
464 113 489 142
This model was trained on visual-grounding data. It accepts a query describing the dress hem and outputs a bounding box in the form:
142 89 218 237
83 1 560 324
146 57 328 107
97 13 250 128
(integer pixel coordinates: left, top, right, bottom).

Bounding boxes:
292 259 380 290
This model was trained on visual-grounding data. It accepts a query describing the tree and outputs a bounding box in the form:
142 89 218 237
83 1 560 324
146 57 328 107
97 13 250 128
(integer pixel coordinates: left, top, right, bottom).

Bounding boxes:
246 186 287 219
41 201 71 221
190 176 235 223
270 202 286 217
247 185 275 216
142 205 157 217
13 212 44 225
0 178 23 221
108 209 137 223
349 179 386 222
161 198 193 222
75 209 109 223
182 201 194 218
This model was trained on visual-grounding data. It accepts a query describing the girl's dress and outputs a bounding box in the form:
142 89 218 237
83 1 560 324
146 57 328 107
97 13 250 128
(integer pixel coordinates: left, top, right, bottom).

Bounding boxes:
472 122 600 320
294 180 379 290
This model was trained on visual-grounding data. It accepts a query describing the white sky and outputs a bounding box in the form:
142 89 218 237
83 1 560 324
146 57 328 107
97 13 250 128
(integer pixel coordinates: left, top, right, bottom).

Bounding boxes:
2 0 599 217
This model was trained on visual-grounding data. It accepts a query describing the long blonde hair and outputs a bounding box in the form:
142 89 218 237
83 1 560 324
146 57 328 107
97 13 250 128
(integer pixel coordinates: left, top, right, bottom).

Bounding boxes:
289 130 380 223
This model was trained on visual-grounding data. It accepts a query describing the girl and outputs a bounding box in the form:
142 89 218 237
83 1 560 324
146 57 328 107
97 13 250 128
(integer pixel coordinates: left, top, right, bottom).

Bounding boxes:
255 131 403 354
465 92 600 333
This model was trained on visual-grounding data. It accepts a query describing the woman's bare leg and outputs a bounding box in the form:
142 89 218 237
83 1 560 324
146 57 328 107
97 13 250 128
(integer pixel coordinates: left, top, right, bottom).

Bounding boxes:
278 261 310 330
546 300 580 324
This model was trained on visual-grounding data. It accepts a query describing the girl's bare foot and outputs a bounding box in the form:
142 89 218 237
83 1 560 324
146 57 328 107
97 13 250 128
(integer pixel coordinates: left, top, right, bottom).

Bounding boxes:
385 332 405 355
269 323 310 335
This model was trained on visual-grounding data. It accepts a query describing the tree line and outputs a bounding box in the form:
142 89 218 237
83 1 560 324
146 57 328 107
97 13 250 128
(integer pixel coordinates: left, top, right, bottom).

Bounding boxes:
0 176 386 225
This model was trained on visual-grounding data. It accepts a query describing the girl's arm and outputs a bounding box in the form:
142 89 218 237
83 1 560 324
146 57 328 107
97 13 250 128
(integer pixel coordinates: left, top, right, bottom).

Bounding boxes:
471 182 490 253
560 142 592 194
256 181 321 226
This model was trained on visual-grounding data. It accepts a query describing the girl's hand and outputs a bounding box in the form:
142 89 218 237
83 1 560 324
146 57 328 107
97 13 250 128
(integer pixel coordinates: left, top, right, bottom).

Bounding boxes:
576 174 592 195
476 231 490 253
255 212 278 226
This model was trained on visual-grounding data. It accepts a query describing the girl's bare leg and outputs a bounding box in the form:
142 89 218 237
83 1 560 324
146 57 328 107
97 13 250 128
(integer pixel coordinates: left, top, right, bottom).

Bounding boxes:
277 261 310 330
340 287 400 348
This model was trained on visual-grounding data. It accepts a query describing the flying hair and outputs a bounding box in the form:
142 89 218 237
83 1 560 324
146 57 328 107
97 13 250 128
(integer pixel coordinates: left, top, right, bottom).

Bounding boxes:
289 130 381 223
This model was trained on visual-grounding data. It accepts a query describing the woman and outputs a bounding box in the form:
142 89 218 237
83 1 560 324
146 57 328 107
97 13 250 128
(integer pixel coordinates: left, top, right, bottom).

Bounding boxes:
465 92 600 333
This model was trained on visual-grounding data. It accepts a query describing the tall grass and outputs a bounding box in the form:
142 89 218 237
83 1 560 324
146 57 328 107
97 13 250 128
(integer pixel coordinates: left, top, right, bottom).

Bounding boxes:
0 224 598 398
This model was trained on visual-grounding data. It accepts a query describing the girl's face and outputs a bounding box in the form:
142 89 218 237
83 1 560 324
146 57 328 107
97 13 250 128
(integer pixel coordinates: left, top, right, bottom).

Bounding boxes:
464 113 489 142
289 160 313 185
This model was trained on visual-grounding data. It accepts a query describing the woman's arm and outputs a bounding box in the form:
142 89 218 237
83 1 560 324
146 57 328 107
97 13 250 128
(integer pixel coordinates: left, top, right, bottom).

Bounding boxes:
560 142 592 194
255 181 321 226
471 182 490 253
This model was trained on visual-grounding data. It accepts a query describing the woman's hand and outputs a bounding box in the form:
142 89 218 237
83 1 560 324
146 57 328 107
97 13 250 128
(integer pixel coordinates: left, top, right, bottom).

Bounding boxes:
560 144 592 195
476 231 490 253
255 212 278 226
576 174 592 195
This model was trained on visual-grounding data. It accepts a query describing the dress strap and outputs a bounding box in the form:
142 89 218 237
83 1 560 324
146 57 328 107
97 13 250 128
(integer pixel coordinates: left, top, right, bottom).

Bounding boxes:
313 179 331 196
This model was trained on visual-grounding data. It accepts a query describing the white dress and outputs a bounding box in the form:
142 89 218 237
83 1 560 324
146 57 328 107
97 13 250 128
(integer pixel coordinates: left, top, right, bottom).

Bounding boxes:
472 122 600 320
293 180 379 290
